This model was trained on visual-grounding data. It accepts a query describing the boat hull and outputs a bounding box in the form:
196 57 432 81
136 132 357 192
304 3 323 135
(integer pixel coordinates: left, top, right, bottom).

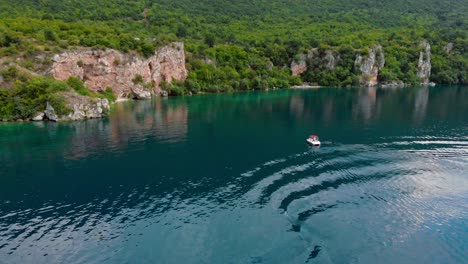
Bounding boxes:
306 139 321 146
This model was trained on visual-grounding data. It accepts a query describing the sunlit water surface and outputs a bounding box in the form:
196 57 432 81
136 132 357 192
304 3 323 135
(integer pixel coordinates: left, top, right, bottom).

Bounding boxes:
0 86 467 263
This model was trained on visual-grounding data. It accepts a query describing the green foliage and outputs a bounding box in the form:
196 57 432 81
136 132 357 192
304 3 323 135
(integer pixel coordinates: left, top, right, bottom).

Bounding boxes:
48 94 71 116
0 89 13 118
0 31 20 48
0 73 116 120
378 68 398 83
67 77 90 96
0 76 70 120
132 74 144 85
1 66 28 82
43 28 58 42
66 77 116 101
138 41 155 58
204 34 215 48
0 0 466 99
168 83 187 96
101 87 116 101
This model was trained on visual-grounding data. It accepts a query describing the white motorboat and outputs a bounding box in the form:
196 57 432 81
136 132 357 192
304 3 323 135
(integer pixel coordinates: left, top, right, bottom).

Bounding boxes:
306 135 321 146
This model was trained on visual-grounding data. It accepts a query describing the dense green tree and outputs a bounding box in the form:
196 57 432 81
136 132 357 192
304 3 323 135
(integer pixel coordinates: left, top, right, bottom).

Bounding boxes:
0 0 466 112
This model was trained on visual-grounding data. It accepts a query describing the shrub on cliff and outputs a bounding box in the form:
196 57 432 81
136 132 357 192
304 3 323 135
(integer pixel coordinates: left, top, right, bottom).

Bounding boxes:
101 87 116 101
67 77 90 96
66 77 116 101
0 76 70 120
131 74 144 85
43 28 58 42
0 89 14 119
0 0 466 90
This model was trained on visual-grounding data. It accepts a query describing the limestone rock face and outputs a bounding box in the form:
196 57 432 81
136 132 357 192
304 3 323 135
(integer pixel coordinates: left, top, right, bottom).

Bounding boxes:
37 93 110 122
355 45 385 86
290 48 326 76
131 85 152 100
324 50 336 71
266 60 274 71
61 92 110 121
417 40 432 84
44 101 58 121
443 43 453 54
32 112 44 121
69 104 86 120
380 81 406 88
291 54 307 76
50 42 187 98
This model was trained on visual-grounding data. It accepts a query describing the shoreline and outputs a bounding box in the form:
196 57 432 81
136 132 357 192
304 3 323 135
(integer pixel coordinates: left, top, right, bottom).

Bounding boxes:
0 83 453 123
292 85 322 89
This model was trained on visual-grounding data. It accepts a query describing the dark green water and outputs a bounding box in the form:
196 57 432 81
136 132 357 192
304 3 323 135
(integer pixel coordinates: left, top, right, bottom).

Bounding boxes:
0 86 467 263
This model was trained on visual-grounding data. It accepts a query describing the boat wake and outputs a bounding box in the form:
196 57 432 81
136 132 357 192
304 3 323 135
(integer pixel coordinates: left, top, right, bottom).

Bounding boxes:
236 136 468 263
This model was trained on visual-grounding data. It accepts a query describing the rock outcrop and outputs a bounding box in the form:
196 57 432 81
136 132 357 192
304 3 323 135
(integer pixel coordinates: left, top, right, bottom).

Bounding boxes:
380 81 406 88
44 101 58 121
443 43 453 54
50 42 187 99
291 54 308 76
355 45 385 86
35 92 110 122
290 48 333 76
130 85 152 100
32 112 45 121
324 50 337 71
64 92 110 121
417 40 431 84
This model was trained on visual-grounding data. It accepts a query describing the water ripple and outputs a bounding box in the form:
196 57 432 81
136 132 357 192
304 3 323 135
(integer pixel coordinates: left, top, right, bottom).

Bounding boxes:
1 88 467 263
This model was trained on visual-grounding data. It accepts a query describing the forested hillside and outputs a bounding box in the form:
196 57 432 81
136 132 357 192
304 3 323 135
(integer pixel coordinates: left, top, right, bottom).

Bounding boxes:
0 0 467 119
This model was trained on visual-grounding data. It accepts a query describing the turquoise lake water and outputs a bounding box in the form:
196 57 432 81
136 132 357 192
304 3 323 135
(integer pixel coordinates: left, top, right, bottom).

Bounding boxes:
0 86 467 263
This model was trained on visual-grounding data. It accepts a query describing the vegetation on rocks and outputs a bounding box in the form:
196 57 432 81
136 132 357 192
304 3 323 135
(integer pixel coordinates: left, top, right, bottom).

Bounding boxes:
0 0 467 119
0 67 115 121
66 77 116 101
0 68 70 120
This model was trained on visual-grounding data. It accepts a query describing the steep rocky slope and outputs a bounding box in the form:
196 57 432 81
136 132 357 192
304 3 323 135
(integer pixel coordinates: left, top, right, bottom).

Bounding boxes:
50 43 187 99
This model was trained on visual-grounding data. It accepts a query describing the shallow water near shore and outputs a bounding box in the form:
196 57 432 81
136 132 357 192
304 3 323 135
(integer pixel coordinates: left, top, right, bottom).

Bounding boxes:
1 86 467 263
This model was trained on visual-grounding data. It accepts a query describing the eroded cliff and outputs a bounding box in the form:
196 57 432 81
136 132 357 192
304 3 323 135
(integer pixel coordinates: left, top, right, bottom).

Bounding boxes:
50 42 187 99
33 92 110 122
417 40 432 84
354 45 385 87
290 48 335 76
291 54 308 76
290 40 435 87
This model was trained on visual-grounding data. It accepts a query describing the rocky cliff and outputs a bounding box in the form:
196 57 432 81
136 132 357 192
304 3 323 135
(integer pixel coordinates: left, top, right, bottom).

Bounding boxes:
324 50 337 71
291 54 308 76
443 43 453 54
354 45 385 87
290 48 335 76
417 40 431 84
289 40 437 87
50 42 187 99
33 92 110 122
